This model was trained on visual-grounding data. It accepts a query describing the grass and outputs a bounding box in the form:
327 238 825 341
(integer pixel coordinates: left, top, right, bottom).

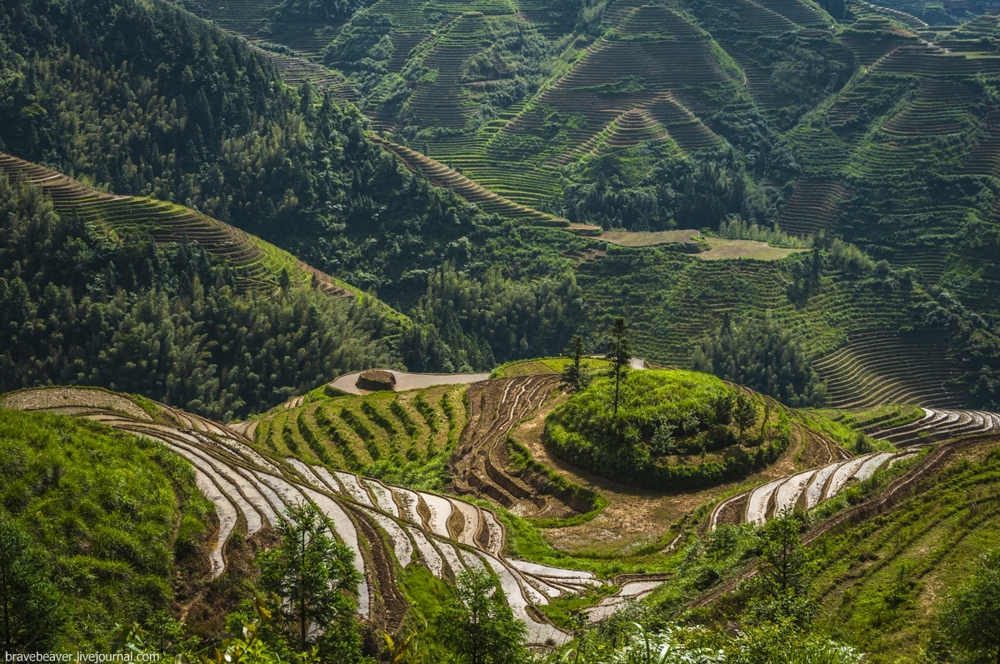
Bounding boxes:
253 384 468 490
0 408 211 651
600 229 703 247
795 405 924 453
490 356 612 378
808 440 1000 661
699 238 809 261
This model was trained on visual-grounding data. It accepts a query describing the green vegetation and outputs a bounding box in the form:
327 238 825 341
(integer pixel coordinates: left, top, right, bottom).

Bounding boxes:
544 369 790 489
693 315 827 407
254 384 466 489
0 408 210 651
805 443 1000 661
7 0 1000 658
941 548 1000 664
0 516 62 654
258 502 365 661
0 176 395 420
431 568 529 664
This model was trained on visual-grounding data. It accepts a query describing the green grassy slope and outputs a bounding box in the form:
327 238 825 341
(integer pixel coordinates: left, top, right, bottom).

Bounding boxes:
807 436 1000 662
252 383 468 488
0 407 213 650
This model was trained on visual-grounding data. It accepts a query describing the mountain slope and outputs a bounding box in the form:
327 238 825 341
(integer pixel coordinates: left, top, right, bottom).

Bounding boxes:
0 153 361 299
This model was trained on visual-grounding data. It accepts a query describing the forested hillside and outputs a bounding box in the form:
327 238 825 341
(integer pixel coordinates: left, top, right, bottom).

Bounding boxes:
0 171 398 420
6 0 1000 661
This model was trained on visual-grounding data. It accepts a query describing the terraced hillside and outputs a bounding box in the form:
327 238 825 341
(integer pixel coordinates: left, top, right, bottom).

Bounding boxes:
163 0 1000 413
370 136 601 235
813 331 965 409
450 374 586 518
177 0 358 100
0 386 605 646
782 20 1000 320
806 434 1000 660
711 404 1000 528
0 153 356 298
249 381 470 483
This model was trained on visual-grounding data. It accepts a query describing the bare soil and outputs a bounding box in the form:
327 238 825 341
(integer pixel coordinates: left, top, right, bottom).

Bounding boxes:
513 398 832 556
699 238 807 261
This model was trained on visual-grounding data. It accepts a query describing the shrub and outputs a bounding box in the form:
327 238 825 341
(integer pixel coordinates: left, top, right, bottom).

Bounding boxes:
543 370 789 490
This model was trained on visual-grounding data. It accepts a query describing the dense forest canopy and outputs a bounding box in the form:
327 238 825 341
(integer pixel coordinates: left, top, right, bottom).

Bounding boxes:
0 175 396 420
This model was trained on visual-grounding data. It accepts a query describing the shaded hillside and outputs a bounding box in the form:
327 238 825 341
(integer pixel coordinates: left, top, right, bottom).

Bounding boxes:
0 153 360 299
0 167 398 420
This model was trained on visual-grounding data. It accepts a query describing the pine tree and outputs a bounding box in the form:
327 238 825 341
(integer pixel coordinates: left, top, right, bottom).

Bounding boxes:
561 334 584 393
606 317 631 418
258 502 363 658
433 568 528 664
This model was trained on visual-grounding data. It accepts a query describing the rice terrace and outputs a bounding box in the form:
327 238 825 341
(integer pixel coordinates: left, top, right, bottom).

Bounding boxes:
5 0 1000 661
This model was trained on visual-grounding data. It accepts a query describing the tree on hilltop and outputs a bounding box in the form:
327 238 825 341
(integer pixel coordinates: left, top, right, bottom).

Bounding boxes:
561 334 585 393
606 317 631 418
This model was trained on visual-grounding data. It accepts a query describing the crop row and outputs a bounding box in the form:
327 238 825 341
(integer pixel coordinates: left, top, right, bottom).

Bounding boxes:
813 330 964 409
2 387 601 645
0 153 357 296
407 44 482 128
777 178 850 237
369 136 592 230
872 43 1000 77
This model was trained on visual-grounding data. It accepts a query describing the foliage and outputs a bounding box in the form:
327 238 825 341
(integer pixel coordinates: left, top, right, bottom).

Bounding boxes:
941 548 1000 664
805 443 1000 660
544 370 790 489
267 0 373 25
717 216 811 249
0 408 208 651
757 509 811 607
258 502 363 658
0 0 490 306
0 177 395 420
400 264 585 372
561 334 586 393
692 316 827 408
606 317 632 417
562 156 777 233
0 515 63 654
432 568 529 664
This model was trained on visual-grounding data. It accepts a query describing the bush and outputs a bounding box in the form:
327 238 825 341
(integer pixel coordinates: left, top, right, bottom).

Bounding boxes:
543 370 790 490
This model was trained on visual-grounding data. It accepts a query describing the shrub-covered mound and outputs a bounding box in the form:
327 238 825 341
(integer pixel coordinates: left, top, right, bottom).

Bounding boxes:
543 369 790 490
